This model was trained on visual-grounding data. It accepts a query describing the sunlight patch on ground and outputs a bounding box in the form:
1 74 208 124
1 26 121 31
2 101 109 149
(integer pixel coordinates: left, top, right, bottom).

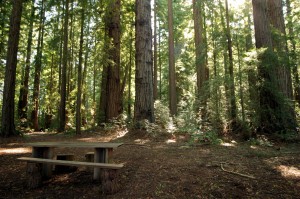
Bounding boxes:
134 139 150 144
165 139 177 144
116 129 128 138
221 140 237 147
0 147 31 155
276 165 300 179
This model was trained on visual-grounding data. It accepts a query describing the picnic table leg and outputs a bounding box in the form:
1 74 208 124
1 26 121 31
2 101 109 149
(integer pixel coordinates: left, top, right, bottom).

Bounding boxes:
32 147 54 179
94 148 113 180
93 148 107 180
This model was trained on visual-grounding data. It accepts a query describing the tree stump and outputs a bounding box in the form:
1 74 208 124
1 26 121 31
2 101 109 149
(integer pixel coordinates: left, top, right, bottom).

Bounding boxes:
85 152 94 172
55 154 77 173
26 163 42 189
101 169 120 194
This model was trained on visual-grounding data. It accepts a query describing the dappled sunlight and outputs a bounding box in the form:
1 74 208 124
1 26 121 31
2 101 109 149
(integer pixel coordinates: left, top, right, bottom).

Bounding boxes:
276 165 300 179
221 140 237 147
165 139 177 144
0 147 31 155
134 139 150 144
116 128 128 138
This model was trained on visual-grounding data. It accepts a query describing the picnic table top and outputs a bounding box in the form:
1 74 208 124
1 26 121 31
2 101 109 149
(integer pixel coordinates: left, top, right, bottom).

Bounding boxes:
25 142 123 148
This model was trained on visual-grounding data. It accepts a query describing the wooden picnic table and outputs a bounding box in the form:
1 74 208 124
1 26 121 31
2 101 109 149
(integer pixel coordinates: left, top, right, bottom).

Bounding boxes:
24 141 123 180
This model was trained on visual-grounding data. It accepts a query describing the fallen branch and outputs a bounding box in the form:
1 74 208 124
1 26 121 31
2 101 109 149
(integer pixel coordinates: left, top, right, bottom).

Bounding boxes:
220 162 255 179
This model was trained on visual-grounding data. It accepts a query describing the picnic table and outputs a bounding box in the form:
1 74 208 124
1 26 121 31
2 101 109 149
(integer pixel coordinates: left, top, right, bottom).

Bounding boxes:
18 141 123 192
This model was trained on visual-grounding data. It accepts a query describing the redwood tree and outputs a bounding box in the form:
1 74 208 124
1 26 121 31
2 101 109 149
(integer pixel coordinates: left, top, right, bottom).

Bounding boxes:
1 0 23 137
134 0 154 123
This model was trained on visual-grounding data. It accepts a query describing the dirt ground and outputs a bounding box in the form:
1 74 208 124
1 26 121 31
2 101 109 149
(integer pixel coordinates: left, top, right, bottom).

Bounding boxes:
0 128 299 199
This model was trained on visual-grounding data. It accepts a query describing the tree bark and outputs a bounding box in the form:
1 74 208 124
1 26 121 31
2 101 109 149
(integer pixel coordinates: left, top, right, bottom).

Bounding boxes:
286 0 300 105
225 0 237 123
18 0 35 122
193 0 207 118
105 0 122 121
168 0 177 116
153 1 158 100
58 0 69 132
134 0 154 123
76 0 86 135
31 0 45 131
1 0 23 137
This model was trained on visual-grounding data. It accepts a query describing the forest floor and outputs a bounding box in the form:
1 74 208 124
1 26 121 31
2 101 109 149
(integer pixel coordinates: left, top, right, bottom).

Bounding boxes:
0 128 299 199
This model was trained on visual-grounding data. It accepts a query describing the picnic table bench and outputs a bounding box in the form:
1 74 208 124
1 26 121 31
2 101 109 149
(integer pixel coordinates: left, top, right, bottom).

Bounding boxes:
18 142 123 193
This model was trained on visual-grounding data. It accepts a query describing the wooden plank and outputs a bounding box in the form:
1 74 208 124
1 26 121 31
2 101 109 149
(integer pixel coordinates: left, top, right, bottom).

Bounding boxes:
18 157 124 169
25 142 123 148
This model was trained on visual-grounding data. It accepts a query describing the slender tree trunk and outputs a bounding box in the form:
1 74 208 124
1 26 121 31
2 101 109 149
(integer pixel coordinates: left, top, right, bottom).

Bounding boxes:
236 36 245 122
31 0 45 131
153 0 158 100
193 0 207 118
225 0 237 124
76 0 86 135
134 0 154 123
58 0 69 132
18 0 35 121
1 0 23 137
167 0 177 116
127 33 133 119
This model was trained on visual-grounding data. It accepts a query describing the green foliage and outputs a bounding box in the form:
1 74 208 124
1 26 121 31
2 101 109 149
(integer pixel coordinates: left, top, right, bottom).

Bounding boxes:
190 130 223 145
248 135 273 147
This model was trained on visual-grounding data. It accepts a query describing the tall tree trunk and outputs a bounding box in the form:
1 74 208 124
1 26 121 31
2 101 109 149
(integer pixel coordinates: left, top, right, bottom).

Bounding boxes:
105 0 122 121
236 36 245 122
266 0 296 130
31 0 45 131
18 0 35 121
286 0 300 105
134 0 154 123
58 0 69 132
225 0 237 124
1 0 23 137
252 0 295 133
167 0 177 116
193 0 207 118
153 0 158 100
267 0 293 100
76 0 86 135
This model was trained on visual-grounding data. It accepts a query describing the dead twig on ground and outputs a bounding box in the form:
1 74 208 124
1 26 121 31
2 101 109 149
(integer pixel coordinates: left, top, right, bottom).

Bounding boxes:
220 162 256 179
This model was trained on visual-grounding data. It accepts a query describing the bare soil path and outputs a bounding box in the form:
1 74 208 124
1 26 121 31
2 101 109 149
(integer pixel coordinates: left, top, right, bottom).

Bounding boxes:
0 129 299 198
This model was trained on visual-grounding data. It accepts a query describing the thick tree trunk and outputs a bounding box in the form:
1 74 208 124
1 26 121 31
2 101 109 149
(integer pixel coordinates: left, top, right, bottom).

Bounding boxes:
105 0 122 121
286 0 300 105
134 0 154 123
267 0 294 100
193 0 207 117
58 0 69 132
1 0 23 137
252 0 296 133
